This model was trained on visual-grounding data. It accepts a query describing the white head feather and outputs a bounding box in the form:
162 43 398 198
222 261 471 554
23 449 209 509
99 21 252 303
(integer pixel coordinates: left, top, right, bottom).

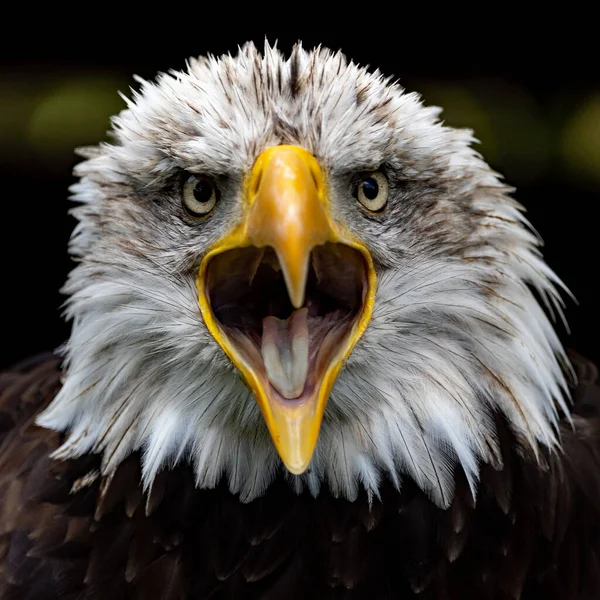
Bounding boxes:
37 41 571 507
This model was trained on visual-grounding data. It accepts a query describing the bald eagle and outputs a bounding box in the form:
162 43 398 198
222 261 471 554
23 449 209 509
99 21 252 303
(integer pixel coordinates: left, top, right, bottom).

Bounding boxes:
1 42 599 600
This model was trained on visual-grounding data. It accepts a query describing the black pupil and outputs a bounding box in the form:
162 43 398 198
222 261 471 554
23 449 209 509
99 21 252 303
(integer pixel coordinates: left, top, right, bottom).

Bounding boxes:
361 177 379 200
193 179 214 203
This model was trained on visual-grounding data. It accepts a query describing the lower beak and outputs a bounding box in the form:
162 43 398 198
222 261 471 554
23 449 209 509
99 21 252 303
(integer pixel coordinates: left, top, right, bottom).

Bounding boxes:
197 145 376 474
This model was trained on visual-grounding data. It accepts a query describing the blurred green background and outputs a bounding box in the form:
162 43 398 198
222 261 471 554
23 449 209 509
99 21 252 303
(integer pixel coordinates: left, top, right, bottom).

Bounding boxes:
3 70 600 187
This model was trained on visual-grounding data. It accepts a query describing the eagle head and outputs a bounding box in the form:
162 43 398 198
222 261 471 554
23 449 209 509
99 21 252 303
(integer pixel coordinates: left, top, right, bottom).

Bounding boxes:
37 42 569 507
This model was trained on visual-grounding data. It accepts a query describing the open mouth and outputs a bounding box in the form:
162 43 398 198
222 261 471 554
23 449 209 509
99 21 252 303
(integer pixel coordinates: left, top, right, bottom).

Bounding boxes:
206 242 368 406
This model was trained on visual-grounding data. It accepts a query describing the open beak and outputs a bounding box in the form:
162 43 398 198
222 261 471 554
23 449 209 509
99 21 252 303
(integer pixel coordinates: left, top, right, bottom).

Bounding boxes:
196 145 376 474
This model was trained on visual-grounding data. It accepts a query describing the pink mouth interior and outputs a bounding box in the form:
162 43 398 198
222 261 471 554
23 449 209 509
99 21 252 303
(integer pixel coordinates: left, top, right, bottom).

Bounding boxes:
205 243 367 404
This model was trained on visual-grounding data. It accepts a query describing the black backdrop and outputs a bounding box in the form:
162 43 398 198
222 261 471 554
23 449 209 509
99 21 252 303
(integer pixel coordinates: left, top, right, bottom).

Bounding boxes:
1 30 598 368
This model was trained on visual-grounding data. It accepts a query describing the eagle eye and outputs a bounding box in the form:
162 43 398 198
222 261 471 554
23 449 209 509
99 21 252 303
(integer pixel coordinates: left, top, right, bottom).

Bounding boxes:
183 174 219 217
354 171 388 213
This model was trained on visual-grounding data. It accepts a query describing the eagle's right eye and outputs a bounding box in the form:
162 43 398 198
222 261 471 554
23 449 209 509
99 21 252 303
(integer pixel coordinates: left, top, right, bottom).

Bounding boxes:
183 175 219 217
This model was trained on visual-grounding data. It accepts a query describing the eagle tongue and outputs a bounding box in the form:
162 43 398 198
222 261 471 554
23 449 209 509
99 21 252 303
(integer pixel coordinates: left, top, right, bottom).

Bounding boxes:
261 308 309 399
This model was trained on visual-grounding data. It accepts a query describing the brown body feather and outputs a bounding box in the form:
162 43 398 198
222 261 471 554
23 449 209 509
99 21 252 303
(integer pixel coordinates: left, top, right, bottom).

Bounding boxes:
0 353 599 599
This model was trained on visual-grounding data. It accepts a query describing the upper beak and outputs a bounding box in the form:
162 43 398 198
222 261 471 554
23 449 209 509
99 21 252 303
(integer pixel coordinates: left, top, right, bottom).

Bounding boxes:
246 146 332 308
197 145 376 474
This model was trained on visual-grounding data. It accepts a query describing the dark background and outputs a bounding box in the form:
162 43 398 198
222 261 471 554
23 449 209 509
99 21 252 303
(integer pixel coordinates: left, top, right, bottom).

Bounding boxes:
1 31 598 368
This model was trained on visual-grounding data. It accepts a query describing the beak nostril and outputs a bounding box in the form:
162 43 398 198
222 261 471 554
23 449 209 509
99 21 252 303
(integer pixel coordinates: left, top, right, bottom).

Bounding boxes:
251 168 263 196
309 164 320 190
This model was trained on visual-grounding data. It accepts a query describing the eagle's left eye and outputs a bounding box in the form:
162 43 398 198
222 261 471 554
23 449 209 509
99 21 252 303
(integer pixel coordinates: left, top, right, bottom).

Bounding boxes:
183 175 219 217
354 171 388 213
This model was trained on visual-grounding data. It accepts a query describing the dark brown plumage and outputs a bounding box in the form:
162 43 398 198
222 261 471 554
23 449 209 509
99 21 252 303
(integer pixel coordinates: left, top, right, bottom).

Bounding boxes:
1 352 599 599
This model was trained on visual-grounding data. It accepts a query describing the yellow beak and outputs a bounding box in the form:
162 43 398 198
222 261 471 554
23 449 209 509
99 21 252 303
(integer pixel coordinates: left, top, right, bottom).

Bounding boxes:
197 145 376 474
